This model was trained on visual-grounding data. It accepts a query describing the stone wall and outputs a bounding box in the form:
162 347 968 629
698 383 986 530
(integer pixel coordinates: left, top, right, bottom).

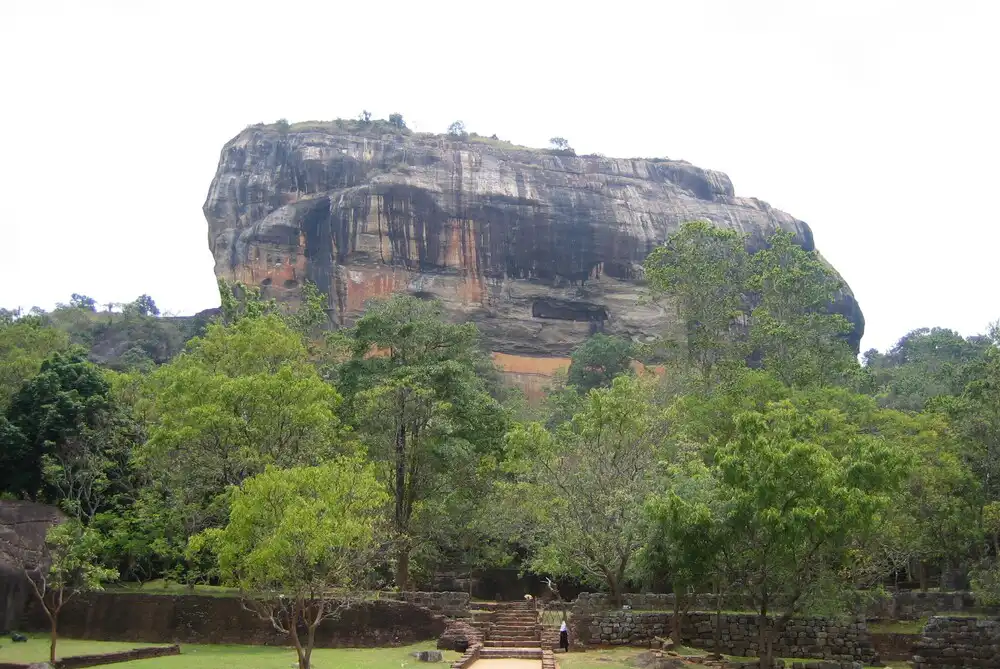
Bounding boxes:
869 592 980 620
56 644 180 669
572 611 877 664
572 592 752 613
380 591 470 618
869 632 918 661
912 616 1000 669
19 592 445 647
573 590 987 620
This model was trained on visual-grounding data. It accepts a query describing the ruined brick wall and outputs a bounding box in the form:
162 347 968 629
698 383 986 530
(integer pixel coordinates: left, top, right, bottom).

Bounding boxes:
912 616 1000 669
573 611 876 664
20 593 445 647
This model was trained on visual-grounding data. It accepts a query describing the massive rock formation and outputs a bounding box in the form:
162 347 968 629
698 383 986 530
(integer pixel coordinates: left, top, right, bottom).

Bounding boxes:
204 122 863 367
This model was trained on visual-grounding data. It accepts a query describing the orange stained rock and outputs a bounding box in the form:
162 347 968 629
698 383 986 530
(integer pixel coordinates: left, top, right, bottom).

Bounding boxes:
491 353 570 376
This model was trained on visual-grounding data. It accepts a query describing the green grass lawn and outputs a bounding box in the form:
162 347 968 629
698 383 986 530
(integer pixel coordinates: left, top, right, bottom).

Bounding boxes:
0 635 459 669
0 636 169 663
107 578 242 597
867 610 978 635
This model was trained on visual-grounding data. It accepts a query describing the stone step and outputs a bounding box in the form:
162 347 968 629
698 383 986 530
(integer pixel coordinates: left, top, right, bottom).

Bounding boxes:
480 647 543 659
489 634 540 641
491 620 539 627
485 640 542 648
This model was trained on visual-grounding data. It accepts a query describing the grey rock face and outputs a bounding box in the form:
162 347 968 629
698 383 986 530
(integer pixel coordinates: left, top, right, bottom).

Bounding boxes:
204 124 863 356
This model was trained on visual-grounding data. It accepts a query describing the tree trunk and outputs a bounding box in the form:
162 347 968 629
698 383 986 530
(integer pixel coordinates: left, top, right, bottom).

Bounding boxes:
394 423 410 590
919 561 929 592
671 580 682 646
396 541 411 591
289 610 307 669
758 597 772 669
608 576 622 609
303 623 316 669
713 583 723 653
49 616 58 663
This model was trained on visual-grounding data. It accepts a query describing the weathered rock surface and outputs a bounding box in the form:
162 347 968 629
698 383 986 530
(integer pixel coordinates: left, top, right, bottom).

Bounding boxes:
0 501 63 631
204 123 863 358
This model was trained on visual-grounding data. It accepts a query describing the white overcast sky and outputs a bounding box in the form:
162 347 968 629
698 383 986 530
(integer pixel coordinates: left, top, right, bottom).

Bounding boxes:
1 0 997 353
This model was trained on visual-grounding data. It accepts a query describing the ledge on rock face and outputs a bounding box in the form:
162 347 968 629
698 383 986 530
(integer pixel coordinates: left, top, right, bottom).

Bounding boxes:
204 122 864 359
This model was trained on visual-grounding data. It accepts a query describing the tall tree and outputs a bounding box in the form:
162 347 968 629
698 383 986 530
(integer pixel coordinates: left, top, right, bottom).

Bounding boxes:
0 315 69 410
197 461 385 669
748 231 857 388
640 457 726 644
507 376 665 605
1 349 114 504
644 220 750 383
711 397 907 668
137 314 344 561
336 295 507 589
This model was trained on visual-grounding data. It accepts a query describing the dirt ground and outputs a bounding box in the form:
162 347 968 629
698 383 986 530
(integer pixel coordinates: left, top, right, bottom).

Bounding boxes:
467 660 541 669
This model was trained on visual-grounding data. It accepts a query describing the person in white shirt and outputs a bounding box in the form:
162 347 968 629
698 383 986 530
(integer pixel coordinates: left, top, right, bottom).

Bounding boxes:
559 619 569 652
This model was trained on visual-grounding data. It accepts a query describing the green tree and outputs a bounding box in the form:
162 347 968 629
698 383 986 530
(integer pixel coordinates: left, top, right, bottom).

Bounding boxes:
388 112 406 129
712 399 907 668
132 294 159 317
644 220 750 383
336 295 506 589
275 118 290 134
447 120 467 137
507 376 665 606
287 280 329 336
0 349 114 504
137 314 344 564
198 460 385 669
549 137 571 151
566 334 635 392
70 294 97 311
19 520 118 662
748 231 856 388
641 457 726 644
0 314 69 409
865 327 991 411
217 277 278 325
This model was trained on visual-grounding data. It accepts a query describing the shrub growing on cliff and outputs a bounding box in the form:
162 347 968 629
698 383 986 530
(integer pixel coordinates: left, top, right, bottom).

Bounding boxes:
447 120 467 138
196 460 386 669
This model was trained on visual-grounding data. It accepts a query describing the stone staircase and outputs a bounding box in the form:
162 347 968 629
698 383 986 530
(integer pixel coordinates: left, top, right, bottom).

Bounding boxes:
481 601 544 659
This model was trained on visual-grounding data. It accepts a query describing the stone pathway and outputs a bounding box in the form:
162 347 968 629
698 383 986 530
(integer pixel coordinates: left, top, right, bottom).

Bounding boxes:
468 660 541 669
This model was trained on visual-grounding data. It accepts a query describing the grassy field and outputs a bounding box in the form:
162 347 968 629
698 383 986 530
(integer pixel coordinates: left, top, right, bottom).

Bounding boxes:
107 578 241 597
0 635 459 669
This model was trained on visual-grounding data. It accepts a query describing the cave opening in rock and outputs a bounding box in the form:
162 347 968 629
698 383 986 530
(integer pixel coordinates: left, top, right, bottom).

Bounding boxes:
531 298 608 322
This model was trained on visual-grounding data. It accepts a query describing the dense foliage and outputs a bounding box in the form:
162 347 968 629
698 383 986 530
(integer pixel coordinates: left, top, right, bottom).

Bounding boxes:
2 222 998 668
